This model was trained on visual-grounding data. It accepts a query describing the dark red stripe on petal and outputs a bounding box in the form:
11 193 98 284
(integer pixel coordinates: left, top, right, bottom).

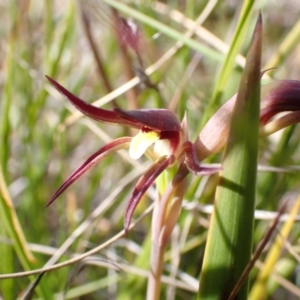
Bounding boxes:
262 80 300 107
46 137 132 207
260 103 300 125
46 76 139 128
182 141 221 175
260 80 300 124
124 155 176 234
115 108 181 132
159 131 181 153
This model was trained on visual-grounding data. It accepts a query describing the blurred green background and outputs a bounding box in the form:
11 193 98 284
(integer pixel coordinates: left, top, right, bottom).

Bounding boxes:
1 0 300 299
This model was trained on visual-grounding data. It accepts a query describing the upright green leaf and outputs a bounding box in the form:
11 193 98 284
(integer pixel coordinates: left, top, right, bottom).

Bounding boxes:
200 0 255 128
198 13 262 300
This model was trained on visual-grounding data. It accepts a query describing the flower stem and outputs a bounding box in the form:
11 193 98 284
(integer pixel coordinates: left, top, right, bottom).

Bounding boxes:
147 164 189 299
146 242 165 300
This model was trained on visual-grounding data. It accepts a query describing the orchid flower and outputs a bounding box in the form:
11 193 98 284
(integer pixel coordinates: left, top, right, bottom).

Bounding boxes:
45 76 219 233
195 79 300 161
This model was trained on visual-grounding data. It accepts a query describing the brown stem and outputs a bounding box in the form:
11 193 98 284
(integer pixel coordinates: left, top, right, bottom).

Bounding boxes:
147 164 189 300
228 200 288 300
146 242 165 300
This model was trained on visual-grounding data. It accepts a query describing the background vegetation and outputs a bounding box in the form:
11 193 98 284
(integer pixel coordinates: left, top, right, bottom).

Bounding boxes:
1 0 300 299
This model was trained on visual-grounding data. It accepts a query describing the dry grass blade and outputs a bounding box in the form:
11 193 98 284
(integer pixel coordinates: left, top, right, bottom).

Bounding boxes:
0 203 154 280
249 194 300 299
228 199 288 300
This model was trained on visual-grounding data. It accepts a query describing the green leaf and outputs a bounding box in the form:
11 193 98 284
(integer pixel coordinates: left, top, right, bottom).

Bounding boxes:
199 0 255 129
198 13 262 300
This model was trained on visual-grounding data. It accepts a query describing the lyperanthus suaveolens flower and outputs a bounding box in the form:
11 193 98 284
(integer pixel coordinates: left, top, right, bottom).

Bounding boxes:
195 79 300 161
259 80 300 134
46 76 219 233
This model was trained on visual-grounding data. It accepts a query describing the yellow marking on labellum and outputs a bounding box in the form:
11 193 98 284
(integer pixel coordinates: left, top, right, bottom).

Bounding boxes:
129 130 160 159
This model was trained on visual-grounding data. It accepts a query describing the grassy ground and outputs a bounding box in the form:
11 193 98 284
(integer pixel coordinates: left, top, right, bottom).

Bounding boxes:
1 0 300 299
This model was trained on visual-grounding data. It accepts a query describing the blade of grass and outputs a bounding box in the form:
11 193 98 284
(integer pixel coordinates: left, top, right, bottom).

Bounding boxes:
0 2 47 298
153 2 246 69
28 0 76 132
116 234 152 300
228 200 288 300
264 18 300 74
0 1 16 177
200 0 255 129
198 13 262 300
17 3 76 298
0 164 52 299
44 0 54 65
266 258 298 295
257 125 297 210
0 8 15 296
0 227 13 298
249 195 300 300
102 0 223 62
255 260 300 298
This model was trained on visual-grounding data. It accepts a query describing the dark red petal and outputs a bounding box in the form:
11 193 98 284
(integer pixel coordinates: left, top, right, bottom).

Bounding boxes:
46 137 131 207
159 131 181 153
124 155 176 234
115 108 182 132
260 80 300 124
262 80 300 107
117 17 141 54
46 76 139 128
182 141 222 175
260 103 300 125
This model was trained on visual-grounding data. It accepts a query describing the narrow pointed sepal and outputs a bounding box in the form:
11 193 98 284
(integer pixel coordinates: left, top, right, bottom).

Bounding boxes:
45 76 139 128
46 137 132 207
124 155 176 234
